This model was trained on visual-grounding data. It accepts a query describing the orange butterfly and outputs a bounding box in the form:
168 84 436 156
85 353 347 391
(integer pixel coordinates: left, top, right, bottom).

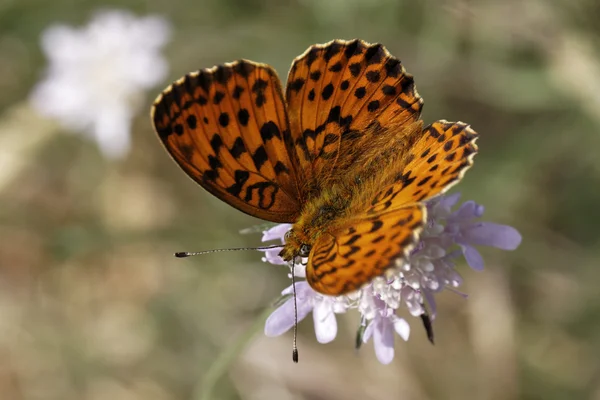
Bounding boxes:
151 39 478 296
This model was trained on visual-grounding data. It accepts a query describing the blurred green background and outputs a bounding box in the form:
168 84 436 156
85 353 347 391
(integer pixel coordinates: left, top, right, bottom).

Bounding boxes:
1 0 600 399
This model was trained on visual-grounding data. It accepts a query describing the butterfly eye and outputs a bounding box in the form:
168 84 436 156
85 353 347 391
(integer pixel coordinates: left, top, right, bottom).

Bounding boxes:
299 244 311 257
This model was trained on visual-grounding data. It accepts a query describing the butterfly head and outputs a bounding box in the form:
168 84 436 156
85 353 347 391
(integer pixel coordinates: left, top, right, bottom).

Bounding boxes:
279 228 312 261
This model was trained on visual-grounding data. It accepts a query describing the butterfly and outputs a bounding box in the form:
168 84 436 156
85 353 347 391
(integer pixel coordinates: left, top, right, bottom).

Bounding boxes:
151 39 478 296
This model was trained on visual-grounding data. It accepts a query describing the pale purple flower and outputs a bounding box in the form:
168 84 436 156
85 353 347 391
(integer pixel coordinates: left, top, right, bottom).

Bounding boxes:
260 193 521 364
30 10 171 159
264 280 349 343
433 195 522 271
259 224 291 265
360 290 410 364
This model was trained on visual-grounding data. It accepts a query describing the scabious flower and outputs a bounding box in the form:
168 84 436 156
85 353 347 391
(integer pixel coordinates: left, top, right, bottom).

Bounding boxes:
30 10 171 159
262 193 521 364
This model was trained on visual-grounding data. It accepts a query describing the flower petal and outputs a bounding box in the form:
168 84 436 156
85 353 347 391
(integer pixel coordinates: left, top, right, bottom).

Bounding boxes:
423 290 437 320
463 222 522 250
313 300 337 343
362 321 374 343
428 193 461 219
451 200 479 220
292 264 307 278
461 244 485 271
281 280 311 297
261 248 286 265
437 192 461 209
373 319 395 364
262 224 292 242
393 317 410 341
264 293 313 337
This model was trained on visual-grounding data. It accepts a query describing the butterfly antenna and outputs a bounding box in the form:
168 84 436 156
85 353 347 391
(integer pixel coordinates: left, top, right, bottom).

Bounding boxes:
174 244 284 258
291 258 299 363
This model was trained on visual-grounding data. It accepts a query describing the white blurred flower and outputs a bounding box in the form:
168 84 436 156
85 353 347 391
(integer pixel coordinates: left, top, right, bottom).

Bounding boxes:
30 10 171 159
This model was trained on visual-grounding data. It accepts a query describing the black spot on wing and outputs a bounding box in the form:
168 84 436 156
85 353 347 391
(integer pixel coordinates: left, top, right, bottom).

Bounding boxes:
232 60 255 78
238 109 249 126
289 78 305 92
322 83 334 100
260 121 282 141
210 134 223 153
213 91 225 105
324 41 343 62
226 170 250 197
186 115 197 129
274 161 290 175
366 70 381 82
218 112 230 127
252 145 268 170
229 137 247 158
232 85 244 99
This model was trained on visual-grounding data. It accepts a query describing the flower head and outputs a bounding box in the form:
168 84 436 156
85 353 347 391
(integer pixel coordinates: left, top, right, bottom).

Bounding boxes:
261 194 521 364
30 10 171 159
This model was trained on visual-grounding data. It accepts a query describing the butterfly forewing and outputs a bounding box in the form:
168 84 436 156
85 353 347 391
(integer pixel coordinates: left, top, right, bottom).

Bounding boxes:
285 39 423 188
152 61 303 222
306 205 426 296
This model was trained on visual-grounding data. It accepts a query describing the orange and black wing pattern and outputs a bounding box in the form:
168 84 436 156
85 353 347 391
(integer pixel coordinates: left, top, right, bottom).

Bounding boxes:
152 61 303 223
367 121 478 215
285 39 423 187
304 122 477 296
306 205 426 296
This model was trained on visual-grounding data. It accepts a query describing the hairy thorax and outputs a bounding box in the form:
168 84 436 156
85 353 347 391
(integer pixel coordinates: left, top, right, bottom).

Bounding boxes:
279 120 423 262
279 184 352 261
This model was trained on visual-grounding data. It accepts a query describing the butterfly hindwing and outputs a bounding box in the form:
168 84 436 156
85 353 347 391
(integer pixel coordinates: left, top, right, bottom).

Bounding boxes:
367 121 478 214
285 39 423 188
306 205 426 296
152 61 303 222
